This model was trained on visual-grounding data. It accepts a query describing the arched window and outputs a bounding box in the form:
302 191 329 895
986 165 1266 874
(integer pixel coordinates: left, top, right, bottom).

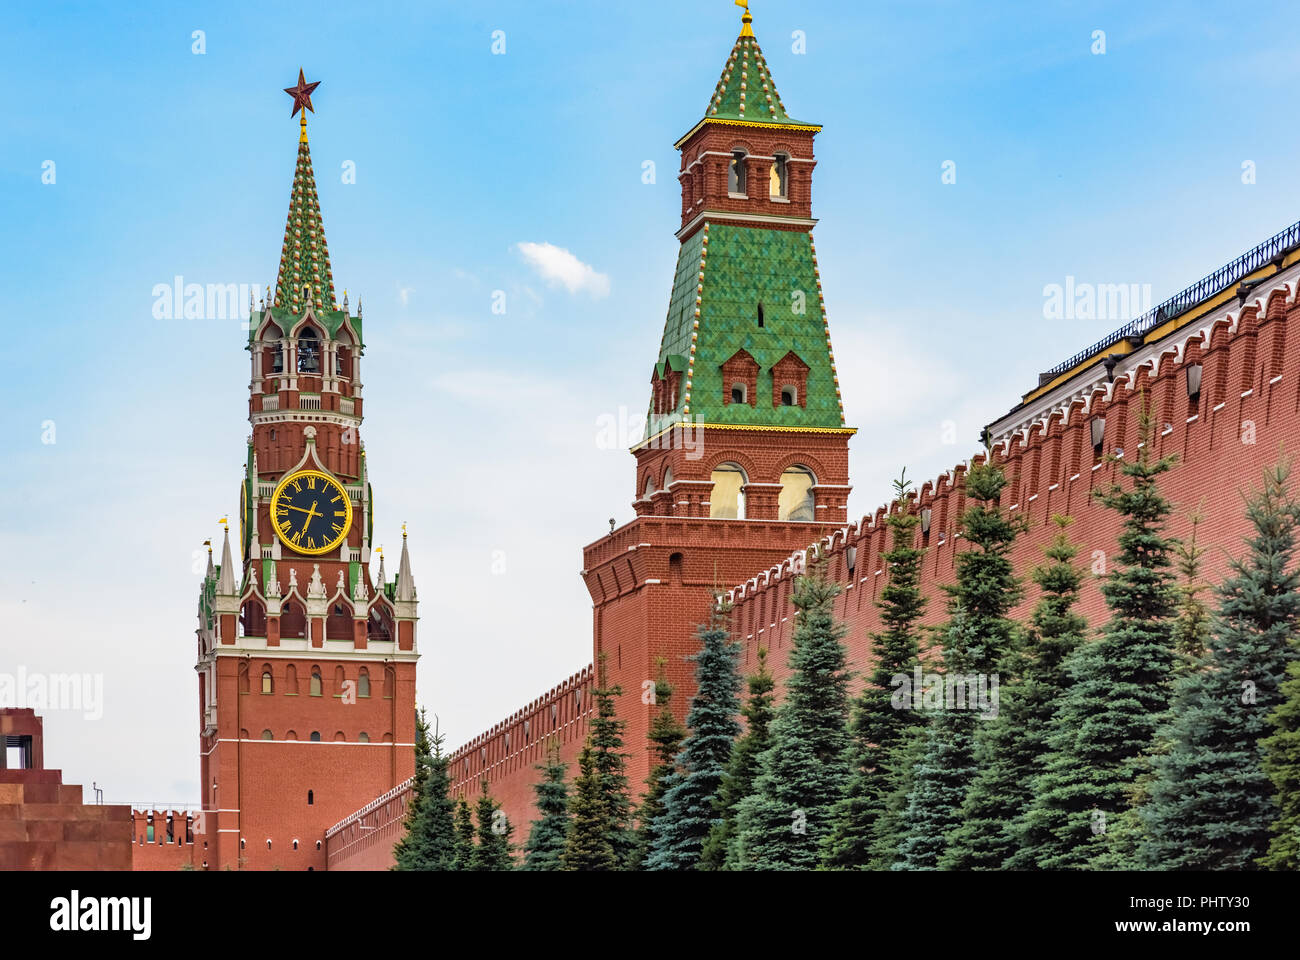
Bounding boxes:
770 154 789 199
285 664 298 694
358 669 370 698
261 729 273 740
731 383 747 404
662 467 674 489
297 327 321 374
781 385 797 407
729 150 748 195
368 603 394 643
643 475 656 499
307 790 314 805
240 599 266 638
358 732 370 743
334 665 346 694
281 601 305 640
709 463 747 519
310 668 322 697
310 731 321 742
779 466 816 522
260 669 273 695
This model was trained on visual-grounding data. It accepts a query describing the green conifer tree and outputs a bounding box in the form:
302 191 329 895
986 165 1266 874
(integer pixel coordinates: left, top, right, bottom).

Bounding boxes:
647 606 743 870
1143 460 1300 869
1171 505 1212 673
950 516 1087 869
451 795 475 870
824 472 928 868
893 460 1021 870
701 647 775 871
1021 400 1178 869
522 739 569 871
562 742 619 870
393 708 458 871
733 562 852 870
1263 659 1300 869
469 780 514 870
629 660 686 868
562 655 633 869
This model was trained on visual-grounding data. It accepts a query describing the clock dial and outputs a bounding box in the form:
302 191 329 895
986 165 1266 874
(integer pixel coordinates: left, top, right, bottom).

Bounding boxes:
269 470 353 556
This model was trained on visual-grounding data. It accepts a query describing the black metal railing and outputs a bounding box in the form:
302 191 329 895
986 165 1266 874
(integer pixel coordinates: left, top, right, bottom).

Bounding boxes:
1040 218 1300 382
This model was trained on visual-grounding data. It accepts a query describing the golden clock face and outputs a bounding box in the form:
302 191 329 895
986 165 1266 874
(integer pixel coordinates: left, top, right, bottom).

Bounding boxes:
269 470 353 556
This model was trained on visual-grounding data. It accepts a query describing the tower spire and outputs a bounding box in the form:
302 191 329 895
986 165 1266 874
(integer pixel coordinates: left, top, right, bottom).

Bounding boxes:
395 525 416 603
275 70 335 316
736 0 754 38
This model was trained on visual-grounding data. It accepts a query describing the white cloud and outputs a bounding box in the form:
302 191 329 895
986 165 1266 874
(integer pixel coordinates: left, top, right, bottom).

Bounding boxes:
516 242 611 299
398 285 414 306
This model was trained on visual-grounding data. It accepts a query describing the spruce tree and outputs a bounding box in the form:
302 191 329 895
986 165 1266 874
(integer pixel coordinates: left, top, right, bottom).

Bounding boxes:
1143 460 1300 869
1263 659 1300 869
1021 401 1178 869
562 742 619 871
469 780 514 870
894 461 1022 870
647 606 743 870
824 472 928 868
953 516 1088 869
629 660 686 868
522 739 569 871
700 647 775 870
1170 506 1212 673
732 563 852 870
562 655 633 870
451 795 475 870
393 708 458 871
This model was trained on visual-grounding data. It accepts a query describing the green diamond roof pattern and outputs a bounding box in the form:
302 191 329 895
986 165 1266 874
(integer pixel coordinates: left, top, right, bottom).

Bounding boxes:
706 28 808 126
646 222 843 437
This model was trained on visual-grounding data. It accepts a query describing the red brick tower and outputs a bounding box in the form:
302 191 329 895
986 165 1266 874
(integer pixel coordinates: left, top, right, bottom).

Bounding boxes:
584 7 855 792
193 75 419 871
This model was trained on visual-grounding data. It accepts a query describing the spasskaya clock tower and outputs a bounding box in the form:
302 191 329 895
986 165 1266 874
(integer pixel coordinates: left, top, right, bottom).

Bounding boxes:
192 72 419 871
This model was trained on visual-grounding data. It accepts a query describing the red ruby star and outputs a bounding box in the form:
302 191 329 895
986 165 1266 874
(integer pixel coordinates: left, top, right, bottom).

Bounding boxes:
284 69 321 117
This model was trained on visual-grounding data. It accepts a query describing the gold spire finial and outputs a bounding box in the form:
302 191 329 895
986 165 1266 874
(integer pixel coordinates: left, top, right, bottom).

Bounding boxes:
735 0 754 36
402 522 407 538
218 517 229 528
300 111 308 144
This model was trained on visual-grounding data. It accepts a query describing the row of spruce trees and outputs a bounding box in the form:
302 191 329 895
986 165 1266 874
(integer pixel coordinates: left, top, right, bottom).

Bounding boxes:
395 406 1300 870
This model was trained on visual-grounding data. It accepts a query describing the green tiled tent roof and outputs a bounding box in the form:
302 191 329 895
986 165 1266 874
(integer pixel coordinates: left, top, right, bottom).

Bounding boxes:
275 136 337 314
246 305 362 345
705 19 809 126
645 222 844 437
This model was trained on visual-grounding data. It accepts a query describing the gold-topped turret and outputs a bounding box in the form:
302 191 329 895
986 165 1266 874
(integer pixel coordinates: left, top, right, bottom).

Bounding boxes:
736 0 754 37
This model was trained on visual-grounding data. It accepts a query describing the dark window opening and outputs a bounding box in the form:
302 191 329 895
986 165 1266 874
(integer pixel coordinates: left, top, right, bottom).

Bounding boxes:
729 150 748 194
297 328 321 374
3 735 33 770
757 303 765 327
307 790 314 805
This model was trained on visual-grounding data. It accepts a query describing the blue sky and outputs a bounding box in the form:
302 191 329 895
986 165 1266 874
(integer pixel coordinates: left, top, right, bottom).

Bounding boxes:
2 0 1299 802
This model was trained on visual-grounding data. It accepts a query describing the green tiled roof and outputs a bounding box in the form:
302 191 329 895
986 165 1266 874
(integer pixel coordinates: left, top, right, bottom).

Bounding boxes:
705 21 809 126
645 222 844 437
246 305 363 346
274 136 337 314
